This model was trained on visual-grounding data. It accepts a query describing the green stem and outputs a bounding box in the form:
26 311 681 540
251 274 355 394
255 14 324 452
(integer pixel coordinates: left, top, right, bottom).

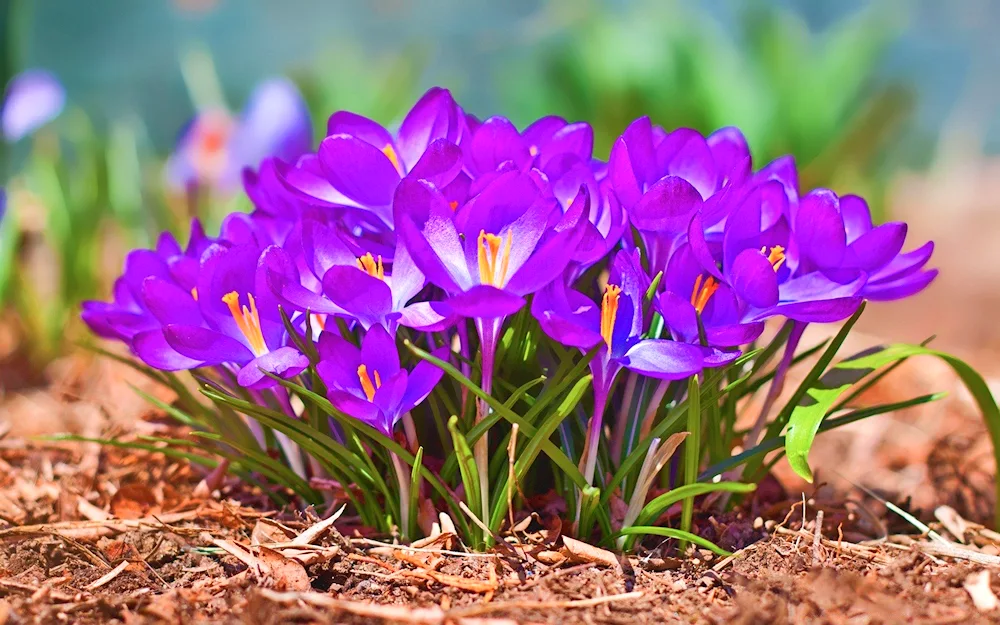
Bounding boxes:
680 376 701 551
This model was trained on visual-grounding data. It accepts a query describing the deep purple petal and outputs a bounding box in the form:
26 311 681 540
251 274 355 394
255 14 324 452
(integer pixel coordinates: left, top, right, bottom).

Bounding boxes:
843 222 907 271
619 339 705 380
840 195 874 242
446 285 525 319
629 176 703 233
863 269 937 301
326 389 383 431
164 325 254 365
326 111 394 150
132 330 205 371
237 346 309 389
707 126 751 185
141 277 202 326
730 249 779 309
395 87 466 170
318 134 400 210
468 116 531 175
360 324 401 379
656 128 718 199
406 138 464 189
795 190 847 268
322 266 393 329
399 348 448 414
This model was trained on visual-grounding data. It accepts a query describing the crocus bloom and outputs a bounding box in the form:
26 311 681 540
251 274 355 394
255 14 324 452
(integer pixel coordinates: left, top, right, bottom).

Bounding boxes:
81 221 216 370
533 249 738 482
159 243 308 388
317 325 446 437
608 117 751 274
686 181 865 324
2 69 65 141
167 77 312 192
791 190 936 301
280 87 468 232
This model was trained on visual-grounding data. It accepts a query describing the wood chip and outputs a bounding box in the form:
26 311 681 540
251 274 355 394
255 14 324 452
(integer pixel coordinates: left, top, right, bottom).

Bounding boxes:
964 570 999 612
290 504 345 546
560 536 620 569
936 506 971 544
85 560 130 591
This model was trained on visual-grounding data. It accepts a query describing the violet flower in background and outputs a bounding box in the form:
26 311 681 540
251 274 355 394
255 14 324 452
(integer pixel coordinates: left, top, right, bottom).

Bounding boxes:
1 69 65 142
167 77 312 192
317 325 446 438
533 249 738 483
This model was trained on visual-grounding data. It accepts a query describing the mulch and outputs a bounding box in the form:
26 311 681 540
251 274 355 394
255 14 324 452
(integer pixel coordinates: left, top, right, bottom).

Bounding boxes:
0 432 998 625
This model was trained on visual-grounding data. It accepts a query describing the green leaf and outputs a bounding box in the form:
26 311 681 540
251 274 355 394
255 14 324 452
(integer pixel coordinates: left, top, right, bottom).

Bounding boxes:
448 415 483 545
409 447 424 541
612 526 731 556
786 343 1000 488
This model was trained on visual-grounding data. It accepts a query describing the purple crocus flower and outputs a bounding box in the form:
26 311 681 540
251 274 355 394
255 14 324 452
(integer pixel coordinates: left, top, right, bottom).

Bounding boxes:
81 221 216 370
792 190 936 301
608 117 752 274
686 181 865 325
159 242 308 388
2 69 65 141
279 87 468 231
167 77 312 192
532 249 738 483
317 325 446 438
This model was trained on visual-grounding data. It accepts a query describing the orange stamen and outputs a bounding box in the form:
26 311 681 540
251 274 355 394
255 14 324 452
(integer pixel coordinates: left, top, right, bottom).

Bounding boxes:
600 284 622 350
357 253 385 280
191 287 198 301
382 144 403 175
477 230 513 287
357 364 382 401
449 200 459 211
222 291 268 357
690 274 720 315
761 245 786 271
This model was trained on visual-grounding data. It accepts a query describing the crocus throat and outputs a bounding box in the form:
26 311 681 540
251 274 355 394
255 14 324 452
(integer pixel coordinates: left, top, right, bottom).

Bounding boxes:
762 245 786 271
477 230 513 287
382 144 404 176
357 364 382 401
357 253 385 280
600 284 622 350
222 291 268 357
690 274 719 315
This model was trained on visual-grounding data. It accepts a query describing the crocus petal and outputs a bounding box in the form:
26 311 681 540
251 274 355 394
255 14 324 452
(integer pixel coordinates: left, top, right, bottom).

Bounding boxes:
656 128 718 199
446 285 525 319
360 324 401 378
761 297 863 323
326 389 383 430
730 249 779 309
687 213 725 281
132 330 205 371
843 222 907 271
796 190 847 268
399 349 448 413
870 241 934 283
707 126 751 185
468 116 531 175
395 87 465 169
629 176 703 233
840 195 874 241
164 325 254 365
326 111 394 150
237 346 309 389
863 269 937 301
398 301 456 332
318 134 400 209
2 69 65 141
406 138 464 189
620 339 706 380
316 332 363 390
141 277 202 326
322 266 393 328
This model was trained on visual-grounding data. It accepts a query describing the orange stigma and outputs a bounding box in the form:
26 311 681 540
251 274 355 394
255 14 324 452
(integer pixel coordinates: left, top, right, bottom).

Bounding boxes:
222 291 268 357
761 245 786 271
357 364 382 401
600 284 622 350
357 253 385 280
382 144 403 175
191 287 198 301
477 230 513 287
690 275 720 315
449 200 459 211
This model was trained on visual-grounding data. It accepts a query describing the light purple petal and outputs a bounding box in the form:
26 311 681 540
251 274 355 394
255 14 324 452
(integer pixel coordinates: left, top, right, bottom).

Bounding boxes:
620 339 706 380
237 346 309 389
2 69 65 141
398 301 456 332
229 77 312 173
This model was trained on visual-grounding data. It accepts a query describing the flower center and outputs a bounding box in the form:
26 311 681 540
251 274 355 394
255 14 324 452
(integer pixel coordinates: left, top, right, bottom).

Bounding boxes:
382 144 404 176
357 252 385 280
357 364 382 401
477 230 513 287
222 291 268 357
690 274 719 315
600 284 622 350
761 245 786 271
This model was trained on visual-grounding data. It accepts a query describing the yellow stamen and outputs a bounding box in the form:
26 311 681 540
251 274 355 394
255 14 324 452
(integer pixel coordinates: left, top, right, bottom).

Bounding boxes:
477 230 513 287
600 284 622 350
761 245 786 271
191 287 198 301
357 253 385 280
222 291 268 357
357 364 382 401
690 274 720 315
382 144 403 175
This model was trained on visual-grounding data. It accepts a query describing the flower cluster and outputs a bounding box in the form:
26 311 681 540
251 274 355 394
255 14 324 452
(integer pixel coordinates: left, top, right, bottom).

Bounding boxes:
83 87 935 492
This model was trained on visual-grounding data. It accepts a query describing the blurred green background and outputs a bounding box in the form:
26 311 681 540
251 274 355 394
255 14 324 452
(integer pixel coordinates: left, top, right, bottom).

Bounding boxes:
2 0 997 367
